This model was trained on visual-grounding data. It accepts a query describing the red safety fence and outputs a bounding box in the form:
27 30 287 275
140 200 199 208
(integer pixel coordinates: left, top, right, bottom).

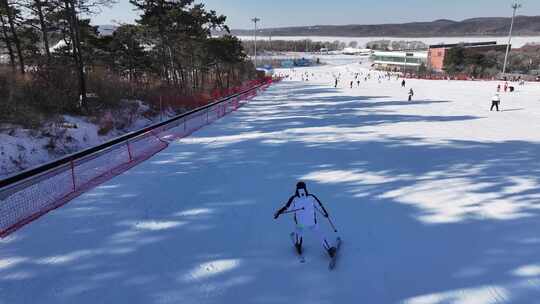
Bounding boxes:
404 74 497 81
0 77 276 237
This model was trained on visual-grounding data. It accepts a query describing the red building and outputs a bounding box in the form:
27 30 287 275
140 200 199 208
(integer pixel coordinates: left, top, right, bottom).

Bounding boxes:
428 42 509 72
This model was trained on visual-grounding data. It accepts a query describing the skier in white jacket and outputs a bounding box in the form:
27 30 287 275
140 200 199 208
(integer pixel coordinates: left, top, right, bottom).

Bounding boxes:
274 182 336 258
491 94 501 111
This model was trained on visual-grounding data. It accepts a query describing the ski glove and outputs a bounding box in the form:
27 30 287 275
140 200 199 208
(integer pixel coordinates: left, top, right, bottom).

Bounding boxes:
273 210 281 219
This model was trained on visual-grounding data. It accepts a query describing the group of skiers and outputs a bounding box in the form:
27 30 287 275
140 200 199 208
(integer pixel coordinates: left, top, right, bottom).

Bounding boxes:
331 71 416 103
333 71 402 89
491 81 523 111
401 79 415 101
288 68 527 110
497 82 515 93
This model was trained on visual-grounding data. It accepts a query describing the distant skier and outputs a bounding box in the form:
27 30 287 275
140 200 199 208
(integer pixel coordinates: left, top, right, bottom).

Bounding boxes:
334 78 338 88
401 79 406 88
408 88 414 101
350 80 353 88
504 82 509 92
491 93 501 111
497 84 501 92
357 80 360 87
274 182 337 258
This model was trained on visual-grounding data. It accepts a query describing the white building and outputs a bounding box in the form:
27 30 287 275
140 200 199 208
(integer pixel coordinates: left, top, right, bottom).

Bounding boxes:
342 47 373 56
372 51 428 72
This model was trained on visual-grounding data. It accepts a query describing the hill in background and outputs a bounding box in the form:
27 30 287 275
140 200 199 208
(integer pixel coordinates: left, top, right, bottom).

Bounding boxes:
230 16 540 37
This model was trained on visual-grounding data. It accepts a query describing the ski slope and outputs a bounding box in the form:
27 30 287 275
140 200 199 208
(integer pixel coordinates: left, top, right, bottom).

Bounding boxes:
2 62 540 304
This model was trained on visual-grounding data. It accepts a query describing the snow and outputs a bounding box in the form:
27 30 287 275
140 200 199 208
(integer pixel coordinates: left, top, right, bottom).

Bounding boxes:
2 62 540 303
0 101 171 179
237 35 540 49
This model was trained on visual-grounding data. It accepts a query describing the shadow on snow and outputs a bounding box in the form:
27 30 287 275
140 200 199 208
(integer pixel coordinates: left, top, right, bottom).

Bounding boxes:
1 83 540 304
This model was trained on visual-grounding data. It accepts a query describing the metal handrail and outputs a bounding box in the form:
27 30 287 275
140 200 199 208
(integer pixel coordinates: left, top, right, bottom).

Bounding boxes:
0 82 268 189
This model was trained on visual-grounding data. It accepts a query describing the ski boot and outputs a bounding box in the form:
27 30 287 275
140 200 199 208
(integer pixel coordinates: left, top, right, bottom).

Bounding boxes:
327 247 336 258
295 242 303 255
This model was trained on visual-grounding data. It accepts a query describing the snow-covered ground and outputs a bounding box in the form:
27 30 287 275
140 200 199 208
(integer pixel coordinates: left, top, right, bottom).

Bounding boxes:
0 101 175 179
2 62 540 303
237 35 540 49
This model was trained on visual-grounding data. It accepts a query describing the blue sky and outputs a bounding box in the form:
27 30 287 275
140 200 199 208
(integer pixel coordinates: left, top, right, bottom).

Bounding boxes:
93 0 539 29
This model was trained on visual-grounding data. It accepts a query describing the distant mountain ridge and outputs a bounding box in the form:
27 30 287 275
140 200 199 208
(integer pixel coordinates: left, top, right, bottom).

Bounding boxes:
230 16 540 37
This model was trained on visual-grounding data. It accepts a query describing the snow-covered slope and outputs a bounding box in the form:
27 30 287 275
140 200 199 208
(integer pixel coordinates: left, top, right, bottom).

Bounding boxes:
2 63 540 303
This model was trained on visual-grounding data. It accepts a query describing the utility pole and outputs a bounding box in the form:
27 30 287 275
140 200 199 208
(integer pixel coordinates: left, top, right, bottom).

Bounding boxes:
502 1 521 75
269 31 272 52
251 17 260 68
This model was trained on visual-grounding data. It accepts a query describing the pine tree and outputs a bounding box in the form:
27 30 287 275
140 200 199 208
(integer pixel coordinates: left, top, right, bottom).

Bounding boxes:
0 6 16 70
0 0 24 73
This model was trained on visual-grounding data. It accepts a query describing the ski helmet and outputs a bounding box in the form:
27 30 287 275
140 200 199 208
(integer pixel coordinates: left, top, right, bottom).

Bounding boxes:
295 181 308 196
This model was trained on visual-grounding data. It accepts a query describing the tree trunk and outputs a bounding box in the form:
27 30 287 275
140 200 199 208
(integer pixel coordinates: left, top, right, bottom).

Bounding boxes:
0 13 15 71
34 0 51 61
64 0 87 109
156 0 170 84
216 65 223 89
2 0 24 74
226 66 231 89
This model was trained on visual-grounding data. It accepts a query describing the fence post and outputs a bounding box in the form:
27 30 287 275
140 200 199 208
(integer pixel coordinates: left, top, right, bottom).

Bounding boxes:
160 96 163 122
70 158 76 191
127 140 133 162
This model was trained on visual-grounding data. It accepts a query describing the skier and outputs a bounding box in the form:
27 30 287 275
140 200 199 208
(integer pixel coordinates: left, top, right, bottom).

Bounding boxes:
490 93 501 111
402 79 406 87
350 80 353 88
274 182 337 258
408 88 414 101
497 84 501 92
334 78 338 88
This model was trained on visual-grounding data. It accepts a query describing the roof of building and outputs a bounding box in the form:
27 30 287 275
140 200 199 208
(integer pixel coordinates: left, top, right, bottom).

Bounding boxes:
373 51 428 59
429 41 498 49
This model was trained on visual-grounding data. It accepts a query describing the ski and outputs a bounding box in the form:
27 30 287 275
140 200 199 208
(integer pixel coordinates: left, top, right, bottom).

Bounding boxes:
290 232 306 263
329 237 342 270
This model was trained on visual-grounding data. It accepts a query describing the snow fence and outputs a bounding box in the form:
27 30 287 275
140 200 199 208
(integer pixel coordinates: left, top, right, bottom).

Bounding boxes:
0 79 274 237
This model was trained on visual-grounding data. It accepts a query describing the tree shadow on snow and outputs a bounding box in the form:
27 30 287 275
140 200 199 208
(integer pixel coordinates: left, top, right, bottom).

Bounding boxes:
1 82 540 304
